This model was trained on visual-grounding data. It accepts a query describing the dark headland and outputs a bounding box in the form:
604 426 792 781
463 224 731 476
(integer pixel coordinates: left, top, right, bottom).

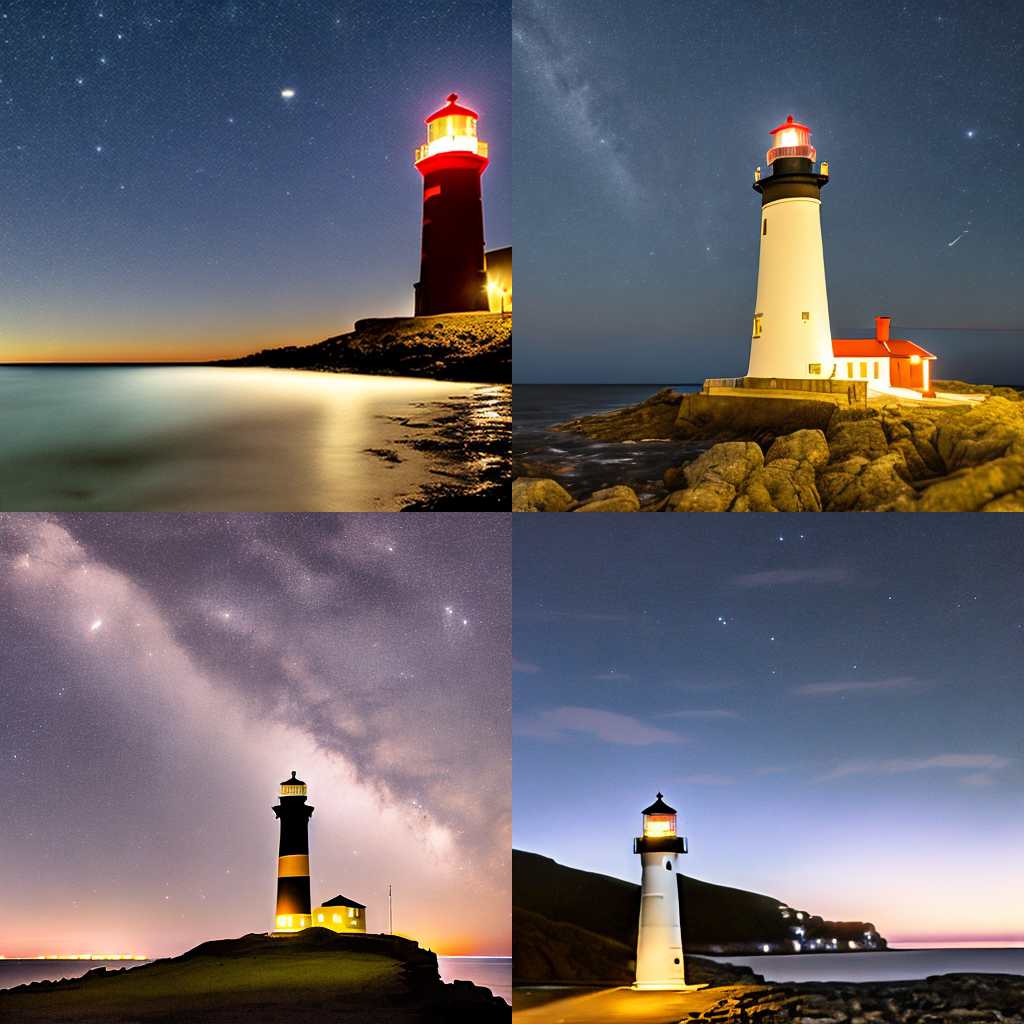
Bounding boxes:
0 929 509 1023
512 852 1023 1023
213 311 511 383
512 381 1024 511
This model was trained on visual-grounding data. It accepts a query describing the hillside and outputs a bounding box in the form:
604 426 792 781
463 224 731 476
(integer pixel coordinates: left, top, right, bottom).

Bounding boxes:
0 929 508 1023
513 850 885 982
215 312 510 383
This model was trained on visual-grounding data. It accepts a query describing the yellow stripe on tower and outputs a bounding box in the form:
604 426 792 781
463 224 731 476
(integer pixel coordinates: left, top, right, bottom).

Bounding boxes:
277 854 310 877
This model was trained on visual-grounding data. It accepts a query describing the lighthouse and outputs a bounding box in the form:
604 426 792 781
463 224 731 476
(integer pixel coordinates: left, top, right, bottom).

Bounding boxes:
413 93 490 316
634 793 689 990
272 771 314 933
747 115 834 381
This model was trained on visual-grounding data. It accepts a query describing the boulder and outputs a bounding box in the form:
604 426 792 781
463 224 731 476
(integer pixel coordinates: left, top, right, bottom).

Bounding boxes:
933 397 1024 471
733 457 822 512
665 442 763 512
574 485 640 512
764 428 830 468
818 452 916 512
511 477 575 512
910 455 1024 512
827 416 889 462
551 388 684 441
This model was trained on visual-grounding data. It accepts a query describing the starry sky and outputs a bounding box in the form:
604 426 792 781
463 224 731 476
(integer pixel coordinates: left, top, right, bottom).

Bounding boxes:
513 516 1024 943
0 513 510 957
0 0 510 363
514 0 1024 383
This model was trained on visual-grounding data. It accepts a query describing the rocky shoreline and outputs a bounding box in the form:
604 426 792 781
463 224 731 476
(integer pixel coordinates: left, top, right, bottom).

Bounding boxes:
684 972 1024 1023
512 382 1024 511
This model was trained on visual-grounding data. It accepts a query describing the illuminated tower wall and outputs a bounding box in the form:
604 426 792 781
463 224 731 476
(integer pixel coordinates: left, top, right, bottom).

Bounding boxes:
748 115 834 380
634 793 689 990
414 93 490 316
273 771 314 932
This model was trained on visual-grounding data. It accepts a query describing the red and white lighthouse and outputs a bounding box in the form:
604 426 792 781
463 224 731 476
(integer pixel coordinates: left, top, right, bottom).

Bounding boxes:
748 115 834 380
413 93 490 316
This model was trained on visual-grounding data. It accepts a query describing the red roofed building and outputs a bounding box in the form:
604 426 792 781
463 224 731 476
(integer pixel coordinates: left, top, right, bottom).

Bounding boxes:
832 317 936 395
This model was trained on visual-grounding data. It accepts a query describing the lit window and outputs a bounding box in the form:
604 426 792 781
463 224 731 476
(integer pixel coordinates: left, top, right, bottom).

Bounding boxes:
847 362 854 378
859 362 867 378
752 314 762 339
873 361 879 379
808 363 821 375
277 916 286 928
333 914 341 923
348 908 355 918
317 914 324 922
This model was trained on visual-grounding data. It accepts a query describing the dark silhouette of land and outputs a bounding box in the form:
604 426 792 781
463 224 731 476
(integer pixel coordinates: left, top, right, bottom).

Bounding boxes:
215 312 511 383
513 850 885 984
0 929 508 1023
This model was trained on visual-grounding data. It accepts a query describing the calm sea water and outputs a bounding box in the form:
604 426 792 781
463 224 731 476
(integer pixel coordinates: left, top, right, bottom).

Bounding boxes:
709 946 1024 983
513 383 703 499
0 955 511 1005
0 366 493 511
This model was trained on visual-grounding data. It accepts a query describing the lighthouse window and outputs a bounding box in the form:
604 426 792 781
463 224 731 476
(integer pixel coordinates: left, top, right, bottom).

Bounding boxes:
333 914 341 923
847 362 854 378
762 218 767 236
860 361 867 378
752 314 762 339
808 363 821 375
674 958 681 965
801 311 810 321
873 362 880 379
665 861 673 871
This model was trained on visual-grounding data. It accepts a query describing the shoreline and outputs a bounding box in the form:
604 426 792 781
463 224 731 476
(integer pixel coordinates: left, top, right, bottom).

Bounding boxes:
513 381 1024 511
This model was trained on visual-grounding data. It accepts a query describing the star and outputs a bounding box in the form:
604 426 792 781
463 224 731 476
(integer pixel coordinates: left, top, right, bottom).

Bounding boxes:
966 129 975 139
281 88 296 100
89 618 103 632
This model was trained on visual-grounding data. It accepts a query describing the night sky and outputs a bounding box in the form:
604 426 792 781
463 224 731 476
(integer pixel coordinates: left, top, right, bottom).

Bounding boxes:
0 1 510 362
0 513 510 957
514 0 1024 383
513 516 1024 943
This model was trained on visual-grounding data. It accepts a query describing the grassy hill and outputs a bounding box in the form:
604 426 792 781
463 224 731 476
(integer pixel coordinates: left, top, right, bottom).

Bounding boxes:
0 929 508 1023
513 850 885 983
215 312 511 383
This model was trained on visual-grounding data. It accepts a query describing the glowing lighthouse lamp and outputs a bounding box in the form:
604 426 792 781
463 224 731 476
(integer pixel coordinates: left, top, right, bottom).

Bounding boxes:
413 94 490 316
633 793 695 991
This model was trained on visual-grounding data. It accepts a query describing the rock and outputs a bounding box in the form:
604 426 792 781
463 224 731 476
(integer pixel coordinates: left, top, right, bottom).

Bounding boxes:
665 442 764 512
574 485 640 512
734 457 822 512
818 452 915 511
827 417 890 462
511 477 574 512
674 393 836 445
911 455 1024 511
934 397 1024 471
765 428 830 468
552 388 684 441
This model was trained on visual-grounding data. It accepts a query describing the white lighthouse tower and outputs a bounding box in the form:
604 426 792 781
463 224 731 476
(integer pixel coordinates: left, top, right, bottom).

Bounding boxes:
747 115 834 381
633 793 689 990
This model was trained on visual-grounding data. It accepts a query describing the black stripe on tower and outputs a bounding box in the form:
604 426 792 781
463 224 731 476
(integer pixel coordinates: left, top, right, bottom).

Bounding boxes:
754 157 829 206
276 874 312 916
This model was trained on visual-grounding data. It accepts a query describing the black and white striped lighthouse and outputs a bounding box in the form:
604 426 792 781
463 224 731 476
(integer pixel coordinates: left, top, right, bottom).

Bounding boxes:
272 771 314 933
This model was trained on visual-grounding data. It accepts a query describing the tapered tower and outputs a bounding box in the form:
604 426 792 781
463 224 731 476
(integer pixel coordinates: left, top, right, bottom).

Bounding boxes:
413 93 490 316
634 793 688 990
748 115 833 380
272 771 314 933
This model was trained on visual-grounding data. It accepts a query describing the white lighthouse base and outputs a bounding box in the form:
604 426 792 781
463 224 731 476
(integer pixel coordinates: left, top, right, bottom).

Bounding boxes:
632 981 706 992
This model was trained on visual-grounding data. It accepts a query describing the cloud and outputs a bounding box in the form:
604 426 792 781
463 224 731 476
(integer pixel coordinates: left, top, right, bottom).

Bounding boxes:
678 773 735 785
822 754 1011 781
514 706 682 746
662 708 739 720
791 676 925 697
513 0 641 201
513 658 541 674
732 568 852 588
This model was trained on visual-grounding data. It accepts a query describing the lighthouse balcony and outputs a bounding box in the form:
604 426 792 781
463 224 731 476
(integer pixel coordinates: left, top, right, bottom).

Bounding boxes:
416 140 488 163
766 143 816 165
634 836 688 854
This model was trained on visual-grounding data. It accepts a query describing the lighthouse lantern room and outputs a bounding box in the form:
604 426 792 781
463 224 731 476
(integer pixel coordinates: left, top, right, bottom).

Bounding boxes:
633 793 690 991
414 93 490 317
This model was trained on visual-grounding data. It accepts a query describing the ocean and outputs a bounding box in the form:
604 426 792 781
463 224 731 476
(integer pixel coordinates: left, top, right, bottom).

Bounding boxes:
708 946 1024 983
0 955 511 1005
0 366 502 511
513 383 704 500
